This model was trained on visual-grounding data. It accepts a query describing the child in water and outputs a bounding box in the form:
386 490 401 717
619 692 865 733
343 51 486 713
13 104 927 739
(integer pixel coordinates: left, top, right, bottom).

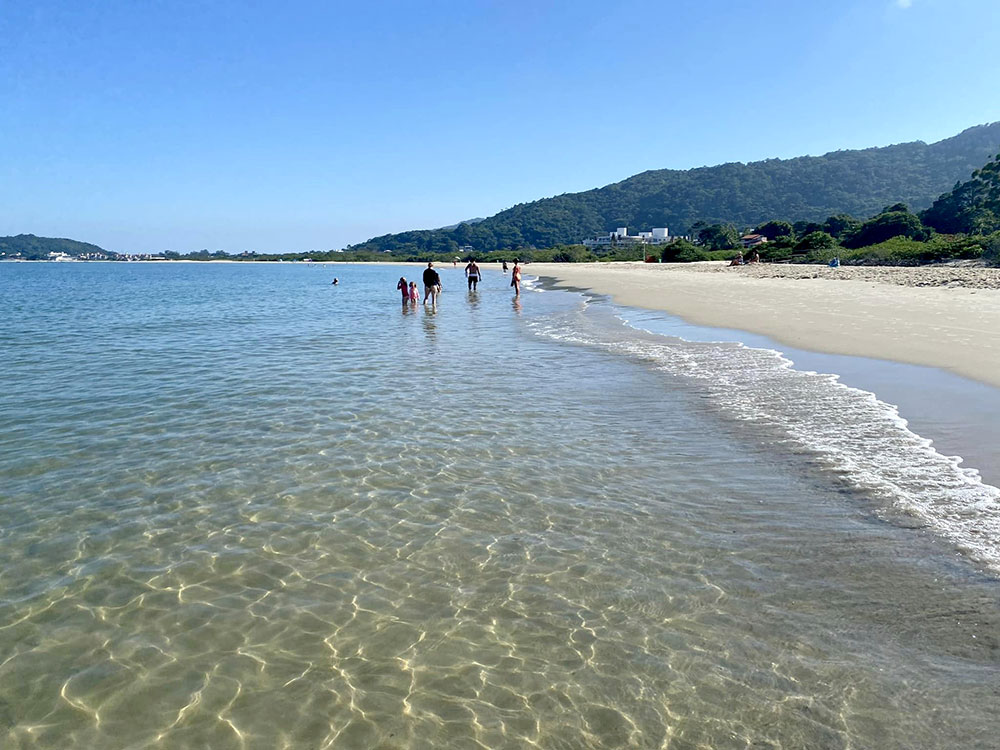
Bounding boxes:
397 277 408 303
408 281 419 303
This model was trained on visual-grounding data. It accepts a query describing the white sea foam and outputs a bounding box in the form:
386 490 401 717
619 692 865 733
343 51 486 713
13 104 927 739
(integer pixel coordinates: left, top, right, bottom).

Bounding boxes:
528 300 1000 573
521 275 543 291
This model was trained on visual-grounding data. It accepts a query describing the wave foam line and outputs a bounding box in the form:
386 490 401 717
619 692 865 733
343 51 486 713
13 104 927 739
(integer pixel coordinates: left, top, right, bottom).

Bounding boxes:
528 304 1000 573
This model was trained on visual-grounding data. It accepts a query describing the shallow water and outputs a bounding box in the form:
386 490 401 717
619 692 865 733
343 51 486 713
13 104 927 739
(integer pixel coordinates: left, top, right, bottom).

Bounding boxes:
1 262 998 748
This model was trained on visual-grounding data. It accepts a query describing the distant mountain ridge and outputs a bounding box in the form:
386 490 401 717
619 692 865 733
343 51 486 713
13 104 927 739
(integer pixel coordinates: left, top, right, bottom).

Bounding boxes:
0 234 111 260
350 122 1000 254
434 217 485 231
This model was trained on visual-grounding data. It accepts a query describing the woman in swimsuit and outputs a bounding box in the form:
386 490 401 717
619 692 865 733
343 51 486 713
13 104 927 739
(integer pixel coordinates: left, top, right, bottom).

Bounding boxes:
511 260 522 295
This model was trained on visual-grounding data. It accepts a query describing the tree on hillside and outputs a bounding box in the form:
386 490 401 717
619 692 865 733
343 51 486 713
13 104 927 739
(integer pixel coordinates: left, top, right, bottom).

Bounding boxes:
796 231 837 251
922 151 1000 235
822 214 861 240
754 220 794 240
697 223 740 250
793 220 824 237
845 210 931 249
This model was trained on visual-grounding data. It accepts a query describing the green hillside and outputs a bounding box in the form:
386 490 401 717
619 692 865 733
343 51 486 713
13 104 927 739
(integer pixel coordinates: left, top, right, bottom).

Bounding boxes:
0 234 112 260
922 150 1000 234
349 122 1000 255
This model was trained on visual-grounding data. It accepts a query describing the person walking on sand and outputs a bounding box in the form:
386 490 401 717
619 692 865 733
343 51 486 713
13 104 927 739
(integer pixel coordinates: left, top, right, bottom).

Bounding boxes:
422 262 441 305
465 259 481 291
510 260 522 295
397 276 409 304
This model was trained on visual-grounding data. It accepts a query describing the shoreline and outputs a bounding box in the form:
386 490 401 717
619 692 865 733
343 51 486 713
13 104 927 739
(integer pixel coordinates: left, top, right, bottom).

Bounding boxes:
531 261 1000 390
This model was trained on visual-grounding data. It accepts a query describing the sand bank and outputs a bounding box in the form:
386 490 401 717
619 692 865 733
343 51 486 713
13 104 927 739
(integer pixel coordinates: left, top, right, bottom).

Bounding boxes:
531 262 1000 389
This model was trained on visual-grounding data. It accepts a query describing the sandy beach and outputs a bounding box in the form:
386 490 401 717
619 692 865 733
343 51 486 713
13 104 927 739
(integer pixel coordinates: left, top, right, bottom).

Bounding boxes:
531 261 1000 389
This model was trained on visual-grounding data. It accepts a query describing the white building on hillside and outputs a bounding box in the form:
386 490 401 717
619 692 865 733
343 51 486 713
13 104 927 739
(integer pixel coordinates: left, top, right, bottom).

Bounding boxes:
583 227 670 248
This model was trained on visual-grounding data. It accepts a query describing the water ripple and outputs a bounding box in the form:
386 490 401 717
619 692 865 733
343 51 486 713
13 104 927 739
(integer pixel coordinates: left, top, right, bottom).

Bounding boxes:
1 263 998 748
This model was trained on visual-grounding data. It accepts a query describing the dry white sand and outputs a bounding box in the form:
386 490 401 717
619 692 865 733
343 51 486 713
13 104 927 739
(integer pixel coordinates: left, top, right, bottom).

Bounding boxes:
530 262 1000 389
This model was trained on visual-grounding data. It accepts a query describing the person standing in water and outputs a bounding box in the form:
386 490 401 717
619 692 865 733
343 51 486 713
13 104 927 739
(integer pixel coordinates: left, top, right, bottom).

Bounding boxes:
422 262 441 305
397 277 409 304
465 259 481 291
502 260 508 274
510 260 522 295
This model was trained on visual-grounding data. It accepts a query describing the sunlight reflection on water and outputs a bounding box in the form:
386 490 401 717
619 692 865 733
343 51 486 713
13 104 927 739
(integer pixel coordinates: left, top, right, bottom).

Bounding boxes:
1 262 998 749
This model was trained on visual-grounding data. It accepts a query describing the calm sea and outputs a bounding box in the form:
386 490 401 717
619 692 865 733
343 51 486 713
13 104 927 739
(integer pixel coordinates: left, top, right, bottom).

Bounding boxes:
1 261 998 749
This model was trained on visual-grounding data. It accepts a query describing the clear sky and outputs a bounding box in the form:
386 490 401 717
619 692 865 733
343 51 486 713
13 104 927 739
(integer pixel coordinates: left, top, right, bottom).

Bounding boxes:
2 0 998 253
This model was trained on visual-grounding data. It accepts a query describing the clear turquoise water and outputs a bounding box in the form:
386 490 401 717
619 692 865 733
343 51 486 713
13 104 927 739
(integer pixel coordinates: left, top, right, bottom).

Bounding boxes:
1 261 998 749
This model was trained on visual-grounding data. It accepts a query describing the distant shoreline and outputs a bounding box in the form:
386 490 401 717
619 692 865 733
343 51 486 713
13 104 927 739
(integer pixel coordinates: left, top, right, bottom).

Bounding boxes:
531 261 1000 389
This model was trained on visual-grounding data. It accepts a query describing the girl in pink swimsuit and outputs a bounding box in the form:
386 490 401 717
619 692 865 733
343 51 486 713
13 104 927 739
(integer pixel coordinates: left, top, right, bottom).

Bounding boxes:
408 281 419 303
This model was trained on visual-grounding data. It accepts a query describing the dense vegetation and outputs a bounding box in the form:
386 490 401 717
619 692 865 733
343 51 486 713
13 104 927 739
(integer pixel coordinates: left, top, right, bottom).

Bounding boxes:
922 148 1000 235
697 153 1000 268
344 123 1000 256
0 234 111 260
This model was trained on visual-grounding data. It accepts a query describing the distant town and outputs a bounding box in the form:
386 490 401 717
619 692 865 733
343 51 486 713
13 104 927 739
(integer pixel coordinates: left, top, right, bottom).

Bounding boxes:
4 251 168 262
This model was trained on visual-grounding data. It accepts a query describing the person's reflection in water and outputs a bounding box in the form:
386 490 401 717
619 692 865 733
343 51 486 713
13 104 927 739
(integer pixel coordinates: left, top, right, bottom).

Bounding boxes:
512 296 522 314
421 305 437 340
467 289 480 311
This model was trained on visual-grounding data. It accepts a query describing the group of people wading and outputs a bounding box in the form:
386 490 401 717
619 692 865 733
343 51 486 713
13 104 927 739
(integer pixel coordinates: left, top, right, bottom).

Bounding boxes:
396 260 521 306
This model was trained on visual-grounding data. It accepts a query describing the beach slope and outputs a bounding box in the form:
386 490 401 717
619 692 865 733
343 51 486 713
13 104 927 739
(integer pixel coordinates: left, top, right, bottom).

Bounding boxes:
531 262 1000 389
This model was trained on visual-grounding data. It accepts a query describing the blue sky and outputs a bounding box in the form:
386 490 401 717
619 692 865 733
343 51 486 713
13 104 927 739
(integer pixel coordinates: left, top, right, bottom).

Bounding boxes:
1 0 998 253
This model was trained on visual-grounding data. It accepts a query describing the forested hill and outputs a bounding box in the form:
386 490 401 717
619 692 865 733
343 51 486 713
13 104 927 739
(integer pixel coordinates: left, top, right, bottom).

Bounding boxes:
0 234 111 260
350 122 1000 255
922 149 1000 234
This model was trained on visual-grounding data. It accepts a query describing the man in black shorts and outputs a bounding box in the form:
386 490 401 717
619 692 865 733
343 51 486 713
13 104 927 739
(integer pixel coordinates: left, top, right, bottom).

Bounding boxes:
465 259 481 290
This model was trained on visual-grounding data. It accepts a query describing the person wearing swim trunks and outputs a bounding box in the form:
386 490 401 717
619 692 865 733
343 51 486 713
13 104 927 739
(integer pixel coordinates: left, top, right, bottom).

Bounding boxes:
422 262 441 305
465 260 481 291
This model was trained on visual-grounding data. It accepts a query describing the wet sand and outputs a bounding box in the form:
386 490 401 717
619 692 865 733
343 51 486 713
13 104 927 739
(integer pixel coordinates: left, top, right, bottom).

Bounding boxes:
530 261 1000 389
